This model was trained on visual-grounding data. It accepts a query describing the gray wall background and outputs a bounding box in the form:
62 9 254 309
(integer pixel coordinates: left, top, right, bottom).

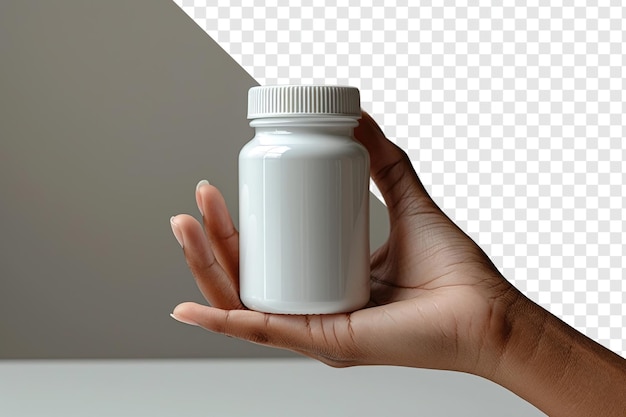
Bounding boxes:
0 0 389 358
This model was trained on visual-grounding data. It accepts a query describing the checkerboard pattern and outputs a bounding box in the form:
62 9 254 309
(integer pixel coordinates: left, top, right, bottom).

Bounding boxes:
173 1 626 356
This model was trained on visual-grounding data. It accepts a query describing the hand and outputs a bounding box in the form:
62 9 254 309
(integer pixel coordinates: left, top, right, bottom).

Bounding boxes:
170 111 626 416
169 111 518 375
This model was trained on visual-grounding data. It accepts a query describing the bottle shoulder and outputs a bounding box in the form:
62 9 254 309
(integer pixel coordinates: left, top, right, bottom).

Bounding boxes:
240 133 368 160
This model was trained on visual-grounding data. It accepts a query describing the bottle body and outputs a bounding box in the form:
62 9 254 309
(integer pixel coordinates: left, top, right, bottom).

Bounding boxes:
239 118 370 314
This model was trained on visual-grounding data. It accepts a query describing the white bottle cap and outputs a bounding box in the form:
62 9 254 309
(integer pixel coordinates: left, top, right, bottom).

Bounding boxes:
247 85 361 119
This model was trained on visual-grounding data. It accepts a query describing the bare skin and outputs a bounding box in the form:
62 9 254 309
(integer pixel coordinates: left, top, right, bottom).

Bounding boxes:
170 112 626 417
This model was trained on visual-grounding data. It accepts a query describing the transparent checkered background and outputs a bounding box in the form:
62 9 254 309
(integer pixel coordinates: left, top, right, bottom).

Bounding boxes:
173 0 625 356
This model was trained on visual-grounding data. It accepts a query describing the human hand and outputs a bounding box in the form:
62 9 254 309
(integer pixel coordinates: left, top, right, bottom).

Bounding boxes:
169 111 519 375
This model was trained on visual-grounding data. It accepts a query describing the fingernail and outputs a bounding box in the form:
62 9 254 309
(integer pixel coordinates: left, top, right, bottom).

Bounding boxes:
196 179 210 191
170 312 198 326
170 216 184 248
195 180 210 216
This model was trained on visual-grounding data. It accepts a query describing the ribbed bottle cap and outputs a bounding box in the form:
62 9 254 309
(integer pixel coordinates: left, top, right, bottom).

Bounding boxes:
247 85 361 119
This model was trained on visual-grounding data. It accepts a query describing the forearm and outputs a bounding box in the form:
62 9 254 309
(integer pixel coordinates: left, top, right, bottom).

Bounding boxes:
487 293 626 417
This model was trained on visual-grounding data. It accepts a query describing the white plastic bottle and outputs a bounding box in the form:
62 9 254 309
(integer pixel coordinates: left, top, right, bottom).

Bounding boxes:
239 85 370 314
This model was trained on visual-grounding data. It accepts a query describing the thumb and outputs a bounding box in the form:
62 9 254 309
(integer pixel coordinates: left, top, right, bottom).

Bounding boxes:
354 111 438 220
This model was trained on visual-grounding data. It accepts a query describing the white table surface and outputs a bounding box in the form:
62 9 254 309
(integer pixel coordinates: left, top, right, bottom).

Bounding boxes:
0 359 545 417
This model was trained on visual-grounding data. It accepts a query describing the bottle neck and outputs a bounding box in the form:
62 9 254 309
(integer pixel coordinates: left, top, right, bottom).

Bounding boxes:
250 116 358 136
250 117 359 142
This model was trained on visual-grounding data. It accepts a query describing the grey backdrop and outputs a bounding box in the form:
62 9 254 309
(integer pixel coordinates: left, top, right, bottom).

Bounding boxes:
0 0 389 358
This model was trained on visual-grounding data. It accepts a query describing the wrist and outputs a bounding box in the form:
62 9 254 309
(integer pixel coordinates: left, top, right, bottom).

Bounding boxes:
465 284 525 380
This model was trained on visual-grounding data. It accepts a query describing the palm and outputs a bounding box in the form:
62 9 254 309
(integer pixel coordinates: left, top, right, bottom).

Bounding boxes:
330 200 506 367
